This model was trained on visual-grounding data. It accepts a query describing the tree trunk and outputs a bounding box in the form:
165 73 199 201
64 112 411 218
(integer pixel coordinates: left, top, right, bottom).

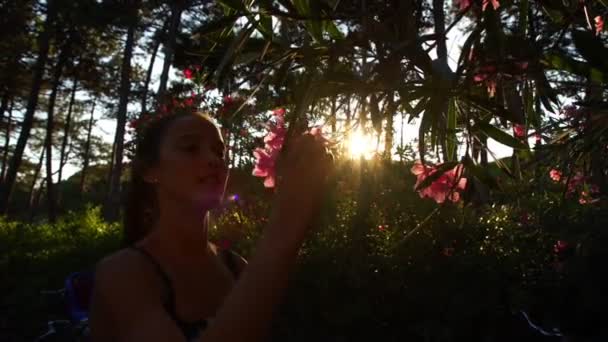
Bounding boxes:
45 42 70 224
156 1 185 101
432 0 450 163
399 112 405 163
0 92 9 124
57 78 78 187
80 99 96 195
106 136 116 188
32 181 46 220
432 0 447 66
0 0 56 214
330 96 337 133
141 23 166 113
1 98 14 182
105 23 136 221
28 142 46 212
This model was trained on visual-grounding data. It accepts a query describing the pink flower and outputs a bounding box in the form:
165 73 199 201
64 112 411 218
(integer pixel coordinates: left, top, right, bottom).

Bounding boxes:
183 97 195 107
549 169 562 182
253 109 288 188
595 16 604 36
183 68 193 80
553 240 569 254
486 79 497 98
473 65 497 82
579 187 600 205
273 108 286 117
457 0 471 11
534 133 542 144
566 171 585 194
411 162 467 204
252 148 278 188
482 0 499 11
264 114 286 148
513 124 526 138
561 105 578 118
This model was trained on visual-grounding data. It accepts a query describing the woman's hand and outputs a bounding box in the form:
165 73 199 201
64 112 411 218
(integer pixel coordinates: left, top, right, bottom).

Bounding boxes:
269 133 333 242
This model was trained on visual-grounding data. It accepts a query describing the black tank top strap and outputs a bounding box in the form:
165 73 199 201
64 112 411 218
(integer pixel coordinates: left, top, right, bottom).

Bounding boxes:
130 246 198 337
129 246 176 305
130 245 239 341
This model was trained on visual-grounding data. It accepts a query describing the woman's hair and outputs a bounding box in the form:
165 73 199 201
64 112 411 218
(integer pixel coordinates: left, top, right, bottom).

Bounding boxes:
122 111 215 246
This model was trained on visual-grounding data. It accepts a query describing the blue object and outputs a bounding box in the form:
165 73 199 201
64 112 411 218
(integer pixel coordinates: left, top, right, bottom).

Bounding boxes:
64 271 94 323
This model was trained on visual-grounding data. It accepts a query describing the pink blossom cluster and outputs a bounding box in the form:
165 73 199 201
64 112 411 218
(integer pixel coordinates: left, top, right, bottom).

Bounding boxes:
456 0 499 12
472 62 528 98
554 240 569 254
252 108 286 188
548 169 600 204
411 162 467 204
513 124 526 138
596 16 604 36
560 105 590 132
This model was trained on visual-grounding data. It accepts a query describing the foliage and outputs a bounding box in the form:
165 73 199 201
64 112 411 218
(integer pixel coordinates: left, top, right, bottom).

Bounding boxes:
0 206 120 340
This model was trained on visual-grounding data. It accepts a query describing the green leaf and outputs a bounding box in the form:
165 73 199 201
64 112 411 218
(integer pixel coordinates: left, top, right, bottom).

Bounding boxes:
572 30 608 73
465 95 525 124
524 82 541 129
543 52 607 83
415 161 459 191
192 14 241 38
474 122 527 149
294 0 324 42
463 156 501 190
456 27 481 77
257 14 273 40
519 0 528 36
217 0 247 12
446 99 457 161
325 21 344 40
214 24 255 85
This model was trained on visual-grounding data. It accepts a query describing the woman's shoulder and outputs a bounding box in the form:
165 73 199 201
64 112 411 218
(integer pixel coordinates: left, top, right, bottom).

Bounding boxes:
94 247 161 295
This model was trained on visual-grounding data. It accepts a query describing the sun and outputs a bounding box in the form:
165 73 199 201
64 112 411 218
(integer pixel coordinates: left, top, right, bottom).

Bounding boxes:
347 128 377 159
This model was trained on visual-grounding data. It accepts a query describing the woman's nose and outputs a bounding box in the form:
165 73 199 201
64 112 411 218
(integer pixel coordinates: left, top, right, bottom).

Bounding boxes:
203 149 223 169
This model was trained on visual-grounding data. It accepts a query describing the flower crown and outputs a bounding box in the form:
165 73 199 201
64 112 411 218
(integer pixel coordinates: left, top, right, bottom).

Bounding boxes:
128 96 200 135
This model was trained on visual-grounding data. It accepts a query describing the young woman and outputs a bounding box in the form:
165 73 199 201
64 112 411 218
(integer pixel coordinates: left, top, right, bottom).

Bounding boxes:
89 110 333 341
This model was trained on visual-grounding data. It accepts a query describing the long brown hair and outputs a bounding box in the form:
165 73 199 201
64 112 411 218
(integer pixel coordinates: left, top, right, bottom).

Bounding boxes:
122 111 215 245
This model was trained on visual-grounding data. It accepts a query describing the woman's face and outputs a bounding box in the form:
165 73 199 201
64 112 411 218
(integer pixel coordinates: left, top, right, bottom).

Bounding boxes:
146 114 229 210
